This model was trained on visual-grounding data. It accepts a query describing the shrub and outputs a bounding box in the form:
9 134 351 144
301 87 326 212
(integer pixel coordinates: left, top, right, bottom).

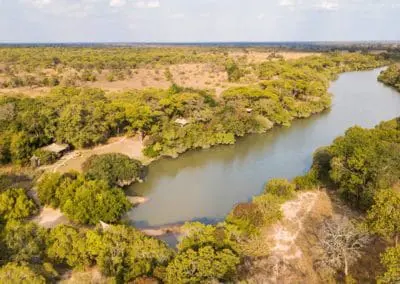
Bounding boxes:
0 263 46 284
264 178 296 199
165 246 239 283
0 188 37 220
33 149 58 165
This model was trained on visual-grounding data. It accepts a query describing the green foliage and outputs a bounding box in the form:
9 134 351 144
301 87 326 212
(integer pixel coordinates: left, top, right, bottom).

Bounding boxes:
366 189 400 243
177 222 241 254
165 245 239 283
378 64 400 92
46 225 90 267
377 245 400 283
2 220 47 263
86 225 173 282
37 172 131 225
225 59 244 82
327 120 400 210
36 172 64 208
0 52 384 165
264 178 296 199
0 188 37 220
61 178 131 225
293 169 320 190
82 153 144 187
32 149 58 165
0 263 46 284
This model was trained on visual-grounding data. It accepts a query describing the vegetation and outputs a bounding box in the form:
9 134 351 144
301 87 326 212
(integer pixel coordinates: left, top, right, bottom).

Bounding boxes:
0 47 397 283
0 52 384 165
378 64 400 91
37 172 131 225
0 188 37 220
320 119 400 210
82 153 145 187
378 245 400 283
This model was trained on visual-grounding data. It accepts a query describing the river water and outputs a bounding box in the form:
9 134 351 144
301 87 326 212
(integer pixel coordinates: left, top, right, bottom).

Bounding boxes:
126 68 400 228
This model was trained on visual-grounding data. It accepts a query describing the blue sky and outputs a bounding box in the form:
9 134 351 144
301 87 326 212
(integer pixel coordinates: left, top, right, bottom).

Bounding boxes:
1 0 399 42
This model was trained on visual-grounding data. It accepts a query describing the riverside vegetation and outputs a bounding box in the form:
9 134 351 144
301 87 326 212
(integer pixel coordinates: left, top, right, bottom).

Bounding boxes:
0 118 399 283
0 47 398 283
0 51 385 164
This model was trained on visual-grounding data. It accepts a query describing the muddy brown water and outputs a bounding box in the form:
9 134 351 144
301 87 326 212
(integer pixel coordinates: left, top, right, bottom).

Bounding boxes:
126 68 400 228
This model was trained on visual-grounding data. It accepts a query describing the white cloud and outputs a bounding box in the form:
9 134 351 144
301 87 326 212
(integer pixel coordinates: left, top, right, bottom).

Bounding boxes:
147 1 160 8
314 0 339 11
28 0 52 7
279 0 295 7
134 0 160 8
110 0 126 7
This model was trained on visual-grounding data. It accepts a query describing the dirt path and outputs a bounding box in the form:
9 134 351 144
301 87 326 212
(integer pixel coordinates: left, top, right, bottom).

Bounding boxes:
243 190 332 283
268 191 319 262
42 136 147 174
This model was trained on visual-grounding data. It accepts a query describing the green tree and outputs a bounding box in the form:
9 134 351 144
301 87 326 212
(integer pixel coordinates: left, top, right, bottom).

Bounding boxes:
165 246 239 283
61 179 131 225
0 188 37 220
2 220 47 262
0 263 45 284
377 245 400 284
82 153 144 187
366 189 400 245
36 172 64 208
46 225 90 267
86 225 173 282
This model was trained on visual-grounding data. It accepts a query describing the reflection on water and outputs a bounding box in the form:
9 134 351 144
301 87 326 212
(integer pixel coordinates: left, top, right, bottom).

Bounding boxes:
126 68 400 227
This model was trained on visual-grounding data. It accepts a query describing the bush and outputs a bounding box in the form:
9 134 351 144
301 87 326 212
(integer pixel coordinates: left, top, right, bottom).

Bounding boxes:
3 220 47 262
33 149 58 165
36 173 64 208
165 246 239 283
264 178 296 199
61 179 131 225
0 188 37 220
86 225 174 281
0 263 46 284
226 202 264 236
82 153 145 187
37 173 131 225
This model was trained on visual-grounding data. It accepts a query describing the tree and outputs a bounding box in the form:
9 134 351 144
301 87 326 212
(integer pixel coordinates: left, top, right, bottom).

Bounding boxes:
0 263 45 284
377 245 400 284
366 189 400 245
2 220 47 262
46 225 90 267
83 153 145 187
165 246 239 283
61 179 131 225
36 172 64 208
86 225 173 282
0 188 37 220
317 217 370 277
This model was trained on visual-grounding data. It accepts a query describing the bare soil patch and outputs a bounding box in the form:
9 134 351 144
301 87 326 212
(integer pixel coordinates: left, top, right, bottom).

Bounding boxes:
32 206 69 228
44 136 147 174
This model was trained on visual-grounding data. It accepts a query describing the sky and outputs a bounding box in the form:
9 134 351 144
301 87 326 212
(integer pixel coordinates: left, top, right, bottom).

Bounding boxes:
1 0 399 43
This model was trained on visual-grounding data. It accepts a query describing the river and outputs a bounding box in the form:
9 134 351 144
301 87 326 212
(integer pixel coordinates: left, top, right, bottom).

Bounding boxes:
126 68 400 228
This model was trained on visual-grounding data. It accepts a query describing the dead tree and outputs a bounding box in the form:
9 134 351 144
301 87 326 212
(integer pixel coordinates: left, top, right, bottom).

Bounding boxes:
317 216 370 277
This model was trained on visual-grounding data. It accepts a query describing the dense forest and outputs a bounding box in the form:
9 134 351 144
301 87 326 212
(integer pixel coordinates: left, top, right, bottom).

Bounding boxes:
0 52 385 165
0 118 399 283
